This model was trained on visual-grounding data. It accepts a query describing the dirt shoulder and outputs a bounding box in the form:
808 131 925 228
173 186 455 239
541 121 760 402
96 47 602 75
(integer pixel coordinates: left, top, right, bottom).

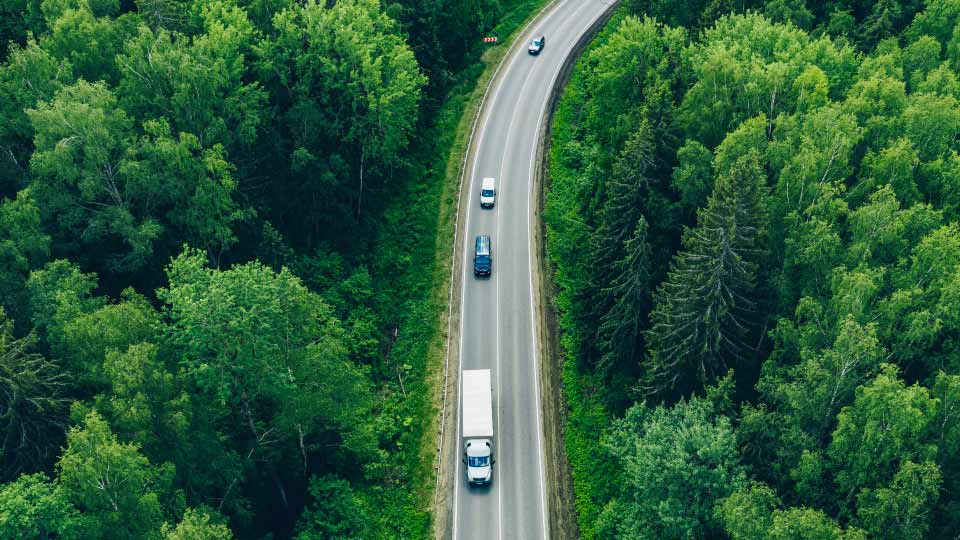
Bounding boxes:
531 3 619 539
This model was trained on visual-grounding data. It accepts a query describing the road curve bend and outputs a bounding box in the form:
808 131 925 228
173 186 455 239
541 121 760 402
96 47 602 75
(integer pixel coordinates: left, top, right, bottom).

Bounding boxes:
451 2 615 539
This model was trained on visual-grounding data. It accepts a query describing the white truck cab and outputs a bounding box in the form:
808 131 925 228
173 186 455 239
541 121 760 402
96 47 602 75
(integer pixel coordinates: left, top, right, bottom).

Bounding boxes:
465 439 493 484
480 177 496 208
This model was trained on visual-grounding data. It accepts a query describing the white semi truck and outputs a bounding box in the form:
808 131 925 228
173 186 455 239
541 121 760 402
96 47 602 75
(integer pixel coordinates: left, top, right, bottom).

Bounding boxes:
462 369 494 485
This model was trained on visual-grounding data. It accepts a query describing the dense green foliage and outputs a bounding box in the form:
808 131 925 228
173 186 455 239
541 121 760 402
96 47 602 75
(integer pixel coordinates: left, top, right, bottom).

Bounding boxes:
0 0 545 536
547 1 960 539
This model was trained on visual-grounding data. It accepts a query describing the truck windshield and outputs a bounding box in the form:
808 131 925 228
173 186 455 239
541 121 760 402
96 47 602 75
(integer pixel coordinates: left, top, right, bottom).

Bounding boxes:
468 456 489 467
481 189 494 197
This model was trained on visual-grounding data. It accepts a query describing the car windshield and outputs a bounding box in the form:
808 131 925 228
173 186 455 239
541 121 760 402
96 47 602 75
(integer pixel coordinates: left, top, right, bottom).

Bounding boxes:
481 189 494 197
468 456 489 467
531 39 541 46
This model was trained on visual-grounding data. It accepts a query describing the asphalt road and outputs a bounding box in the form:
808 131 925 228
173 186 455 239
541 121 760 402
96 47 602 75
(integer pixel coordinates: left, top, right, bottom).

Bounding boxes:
453 2 614 539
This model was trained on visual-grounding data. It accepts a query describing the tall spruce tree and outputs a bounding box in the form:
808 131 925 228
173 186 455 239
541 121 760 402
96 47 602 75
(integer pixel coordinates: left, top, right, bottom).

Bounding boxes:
597 217 653 377
861 0 904 49
582 123 655 366
644 152 768 395
0 310 68 480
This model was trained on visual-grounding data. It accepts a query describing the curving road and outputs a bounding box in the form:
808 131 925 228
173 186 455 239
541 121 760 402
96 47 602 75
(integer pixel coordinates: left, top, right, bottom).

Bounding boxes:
453 2 614 539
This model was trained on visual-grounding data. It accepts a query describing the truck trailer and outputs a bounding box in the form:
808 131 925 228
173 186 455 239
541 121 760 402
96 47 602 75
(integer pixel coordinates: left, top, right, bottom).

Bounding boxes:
461 369 494 485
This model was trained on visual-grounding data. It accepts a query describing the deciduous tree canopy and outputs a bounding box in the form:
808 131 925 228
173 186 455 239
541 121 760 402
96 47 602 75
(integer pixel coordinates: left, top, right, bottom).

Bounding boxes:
0 0 533 535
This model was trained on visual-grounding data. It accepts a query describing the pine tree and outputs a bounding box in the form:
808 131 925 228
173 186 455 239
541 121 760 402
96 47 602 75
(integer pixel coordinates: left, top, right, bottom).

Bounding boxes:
581 123 655 365
592 123 655 275
644 152 768 395
860 0 902 49
597 217 653 376
0 310 69 480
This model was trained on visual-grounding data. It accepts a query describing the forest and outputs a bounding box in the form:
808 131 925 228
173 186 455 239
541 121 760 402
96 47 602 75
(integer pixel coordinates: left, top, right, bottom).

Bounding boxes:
0 0 543 537
547 0 960 539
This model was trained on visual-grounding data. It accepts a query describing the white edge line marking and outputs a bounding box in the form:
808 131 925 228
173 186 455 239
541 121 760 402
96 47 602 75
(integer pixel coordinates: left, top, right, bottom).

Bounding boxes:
524 2 608 538
452 1 576 539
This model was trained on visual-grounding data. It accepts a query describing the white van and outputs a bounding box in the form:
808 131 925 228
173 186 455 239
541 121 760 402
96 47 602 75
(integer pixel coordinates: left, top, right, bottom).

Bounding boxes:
480 177 496 208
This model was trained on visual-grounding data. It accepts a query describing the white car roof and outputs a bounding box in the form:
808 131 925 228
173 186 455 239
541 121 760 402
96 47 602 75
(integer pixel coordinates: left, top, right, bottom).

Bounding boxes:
481 177 496 189
466 441 491 457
